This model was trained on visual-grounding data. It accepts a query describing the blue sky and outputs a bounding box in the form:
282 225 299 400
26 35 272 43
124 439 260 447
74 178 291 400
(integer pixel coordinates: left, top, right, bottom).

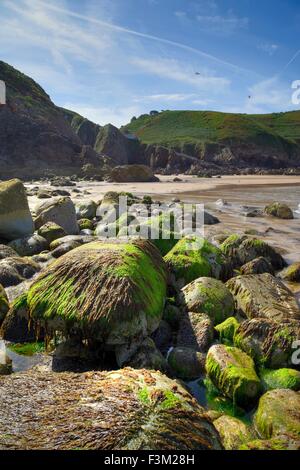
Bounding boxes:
0 0 300 126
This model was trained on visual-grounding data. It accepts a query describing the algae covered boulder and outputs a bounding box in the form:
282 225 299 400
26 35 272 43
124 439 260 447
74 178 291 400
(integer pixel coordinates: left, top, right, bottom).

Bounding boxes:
206 344 261 405
264 202 294 220
0 179 34 241
234 318 300 368
280 262 300 282
37 222 67 244
214 415 254 450
215 317 240 344
27 239 167 348
182 277 235 325
164 235 230 286
254 389 300 440
0 367 222 450
260 368 300 392
226 273 300 323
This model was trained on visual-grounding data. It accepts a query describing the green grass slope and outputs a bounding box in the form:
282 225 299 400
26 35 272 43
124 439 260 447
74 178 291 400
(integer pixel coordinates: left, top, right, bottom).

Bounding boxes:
122 110 300 149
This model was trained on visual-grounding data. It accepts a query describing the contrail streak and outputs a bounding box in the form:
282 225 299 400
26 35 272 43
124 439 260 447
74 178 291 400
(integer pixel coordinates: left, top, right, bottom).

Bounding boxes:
34 0 258 77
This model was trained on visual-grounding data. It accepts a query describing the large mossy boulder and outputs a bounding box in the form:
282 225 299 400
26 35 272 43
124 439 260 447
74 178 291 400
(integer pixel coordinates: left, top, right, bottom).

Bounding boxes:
164 235 231 286
254 389 300 441
206 344 261 405
182 277 235 325
226 273 300 323
0 179 34 241
220 235 285 270
0 367 222 450
264 202 294 220
234 318 300 368
34 197 79 235
26 240 167 348
214 415 254 450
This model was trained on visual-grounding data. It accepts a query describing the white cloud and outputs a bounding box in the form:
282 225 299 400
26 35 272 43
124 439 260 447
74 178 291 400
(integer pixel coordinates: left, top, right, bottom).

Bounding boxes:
63 103 143 127
131 57 230 91
196 13 249 34
258 43 279 56
174 11 187 19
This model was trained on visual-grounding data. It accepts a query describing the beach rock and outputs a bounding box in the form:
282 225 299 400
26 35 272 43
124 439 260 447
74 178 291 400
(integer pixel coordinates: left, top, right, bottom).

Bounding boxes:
226 273 300 322
8 234 48 257
280 262 300 282
220 235 285 270
234 318 300 368
123 337 168 372
254 389 300 440
34 197 79 235
164 235 231 286
78 219 94 231
26 240 167 350
265 202 294 220
259 368 300 392
51 241 82 258
215 317 240 344
0 293 40 342
37 222 67 244
204 212 220 225
0 284 9 324
151 320 173 353
168 347 206 380
240 257 274 275
182 277 235 325
49 235 94 250
176 312 214 352
0 367 222 450
214 415 254 450
0 244 18 260
206 344 261 405
0 256 40 288
0 179 34 241
75 200 97 220
37 189 52 199
110 164 158 183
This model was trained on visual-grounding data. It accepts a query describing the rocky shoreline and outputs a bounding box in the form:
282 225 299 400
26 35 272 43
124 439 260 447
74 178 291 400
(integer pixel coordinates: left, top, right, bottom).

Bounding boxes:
0 177 300 450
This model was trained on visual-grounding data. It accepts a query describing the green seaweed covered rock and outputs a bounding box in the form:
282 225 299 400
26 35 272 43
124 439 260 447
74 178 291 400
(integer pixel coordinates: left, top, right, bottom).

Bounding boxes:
37 222 67 244
0 367 222 450
182 277 235 325
220 235 285 270
164 235 231 286
239 436 300 450
206 344 261 405
254 389 300 440
0 179 34 241
234 318 300 368
214 415 254 450
264 202 294 220
215 317 240 344
280 262 300 282
226 273 300 323
259 368 300 392
27 239 167 348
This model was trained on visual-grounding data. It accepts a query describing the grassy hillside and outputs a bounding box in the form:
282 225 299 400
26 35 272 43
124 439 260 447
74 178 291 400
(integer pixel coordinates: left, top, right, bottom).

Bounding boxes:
122 110 300 149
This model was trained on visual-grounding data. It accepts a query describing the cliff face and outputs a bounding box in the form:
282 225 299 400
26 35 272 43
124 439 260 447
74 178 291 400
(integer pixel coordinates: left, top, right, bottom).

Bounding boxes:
0 61 93 177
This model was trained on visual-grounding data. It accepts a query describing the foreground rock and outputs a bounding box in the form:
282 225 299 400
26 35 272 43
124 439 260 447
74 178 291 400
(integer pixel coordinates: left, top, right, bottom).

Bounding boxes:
164 236 230 286
34 197 79 235
110 164 158 183
264 202 294 220
0 179 34 241
213 415 254 450
0 367 222 450
226 273 300 322
234 318 300 368
182 277 235 325
206 344 261 405
254 389 300 441
26 240 167 351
